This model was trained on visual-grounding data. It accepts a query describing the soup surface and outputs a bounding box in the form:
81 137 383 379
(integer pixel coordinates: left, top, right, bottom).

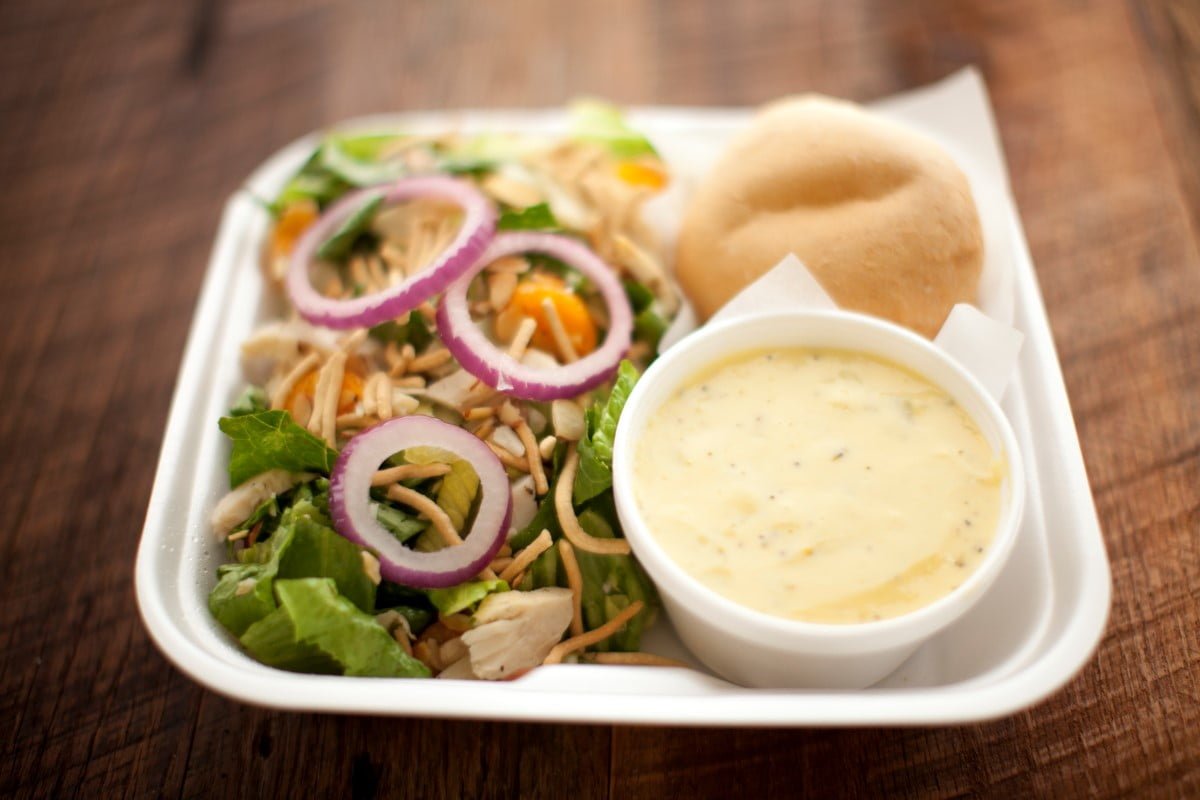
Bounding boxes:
633 348 1004 623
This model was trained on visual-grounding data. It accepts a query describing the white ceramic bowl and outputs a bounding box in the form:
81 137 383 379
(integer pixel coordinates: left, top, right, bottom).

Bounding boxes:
612 309 1026 689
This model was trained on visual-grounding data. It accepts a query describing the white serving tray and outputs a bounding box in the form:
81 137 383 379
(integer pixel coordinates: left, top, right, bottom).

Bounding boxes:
135 70 1111 725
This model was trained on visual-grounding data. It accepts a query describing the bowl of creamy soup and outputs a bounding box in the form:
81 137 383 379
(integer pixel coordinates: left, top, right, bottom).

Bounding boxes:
612 309 1025 688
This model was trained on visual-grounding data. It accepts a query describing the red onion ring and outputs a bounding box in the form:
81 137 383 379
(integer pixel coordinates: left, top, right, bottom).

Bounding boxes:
436 232 633 400
287 176 495 330
329 415 511 589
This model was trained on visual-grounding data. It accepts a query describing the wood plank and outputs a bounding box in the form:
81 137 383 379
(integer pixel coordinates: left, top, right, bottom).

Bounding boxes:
0 0 1196 797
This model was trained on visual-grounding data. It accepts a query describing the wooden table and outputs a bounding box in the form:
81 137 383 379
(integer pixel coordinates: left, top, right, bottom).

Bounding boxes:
2 0 1197 796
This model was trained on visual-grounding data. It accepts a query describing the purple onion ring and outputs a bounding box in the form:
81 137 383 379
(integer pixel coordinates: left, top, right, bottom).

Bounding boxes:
287 176 495 330
329 415 511 589
436 232 633 400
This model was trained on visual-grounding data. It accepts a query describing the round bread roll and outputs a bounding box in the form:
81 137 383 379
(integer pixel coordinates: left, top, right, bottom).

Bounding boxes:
675 95 984 337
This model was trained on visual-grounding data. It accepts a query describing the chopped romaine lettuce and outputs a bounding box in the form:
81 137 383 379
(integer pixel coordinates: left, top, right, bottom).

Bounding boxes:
374 502 426 542
319 134 406 186
569 100 658 159
375 582 437 635
229 386 268 417
509 476 562 551
316 193 383 262
219 410 338 489
240 579 429 677
426 578 509 616
209 497 375 636
623 279 655 312
497 202 559 231
634 307 667 351
275 515 376 613
270 133 407 214
519 547 560 591
209 562 277 636
573 508 658 651
272 159 348 214
369 311 434 351
432 457 480 535
573 360 639 505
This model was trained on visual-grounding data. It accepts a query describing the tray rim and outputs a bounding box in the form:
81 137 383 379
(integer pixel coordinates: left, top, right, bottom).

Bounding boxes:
134 102 1111 726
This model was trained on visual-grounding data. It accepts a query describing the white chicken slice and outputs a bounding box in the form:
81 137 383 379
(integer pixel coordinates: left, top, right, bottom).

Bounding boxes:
240 320 341 384
460 588 573 679
209 469 312 538
507 475 538 539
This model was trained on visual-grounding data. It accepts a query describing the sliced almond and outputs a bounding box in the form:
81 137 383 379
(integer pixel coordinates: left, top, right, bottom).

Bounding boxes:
490 425 525 458
551 399 586 441
487 270 518 311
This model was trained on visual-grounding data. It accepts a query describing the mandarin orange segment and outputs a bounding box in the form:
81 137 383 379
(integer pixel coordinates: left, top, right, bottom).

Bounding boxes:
270 200 320 260
286 368 363 419
615 160 667 191
494 274 598 356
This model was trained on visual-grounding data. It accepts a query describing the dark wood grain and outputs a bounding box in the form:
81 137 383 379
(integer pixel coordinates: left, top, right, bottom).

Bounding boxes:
1 0 1197 797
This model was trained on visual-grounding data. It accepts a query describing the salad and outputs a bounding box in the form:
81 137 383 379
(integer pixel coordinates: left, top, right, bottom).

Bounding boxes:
207 103 682 680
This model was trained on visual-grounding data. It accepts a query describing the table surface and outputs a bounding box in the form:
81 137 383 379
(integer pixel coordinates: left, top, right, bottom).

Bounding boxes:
2 0 1198 797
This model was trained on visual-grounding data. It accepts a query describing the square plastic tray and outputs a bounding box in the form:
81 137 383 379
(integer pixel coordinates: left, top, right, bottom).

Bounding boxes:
135 71 1110 725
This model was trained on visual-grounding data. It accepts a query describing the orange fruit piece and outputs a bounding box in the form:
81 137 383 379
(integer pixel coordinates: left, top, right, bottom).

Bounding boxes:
286 369 363 419
494 273 598 357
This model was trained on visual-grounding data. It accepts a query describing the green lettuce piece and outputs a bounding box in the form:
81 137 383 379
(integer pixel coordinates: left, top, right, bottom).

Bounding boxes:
623 279 655 312
316 193 383 262
509 475 562 552
319 134 406 186
569 100 658 159
270 133 407 214
439 132 542 172
229 386 268 417
573 508 658 651
369 311 434 352
519 547 560 591
573 360 639 505
209 562 277 636
240 579 429 677
271 149 349 213
275 515 376 613
497 202 559 231
433 458 480 537
634 307 667 351
219 410 338 488
375 582 437 636
374 502 426 542
426 578 508 616
209 497 374 636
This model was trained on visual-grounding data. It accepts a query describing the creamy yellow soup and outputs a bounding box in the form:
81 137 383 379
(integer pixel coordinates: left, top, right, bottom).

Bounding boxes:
633 348 1004 624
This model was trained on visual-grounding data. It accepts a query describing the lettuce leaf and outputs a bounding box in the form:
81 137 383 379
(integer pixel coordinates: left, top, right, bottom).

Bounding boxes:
271 155 348 213
573 507 659 651
634 307 668 352
573 360 639 505
519 547 560 591
569 100 658 159
369 311 433 352
497 202 559 231
374 502 426 542
219 410 338 488
426 578 508 615
270 133 407 214
228 386 268 417
509 473 562 551
209 497 374 636
240 579 429 678
316 192 382 262
319 134 406 186
275 515 376 613
209 562 277 636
